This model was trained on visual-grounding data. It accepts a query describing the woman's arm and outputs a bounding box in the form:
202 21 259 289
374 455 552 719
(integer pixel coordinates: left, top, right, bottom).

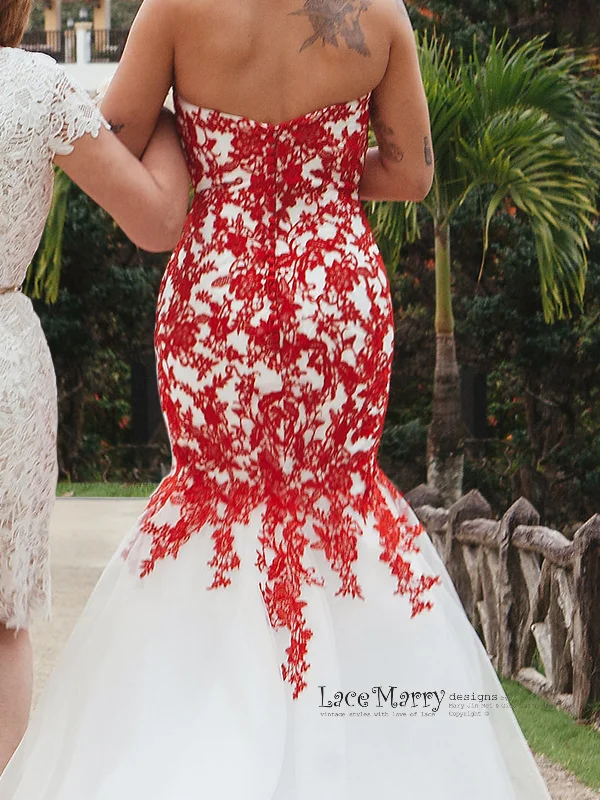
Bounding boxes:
55 110 190 252
359 1 434 202
100 0 178 157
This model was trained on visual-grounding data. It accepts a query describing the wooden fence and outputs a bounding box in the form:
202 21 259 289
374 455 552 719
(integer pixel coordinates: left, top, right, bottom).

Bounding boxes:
405 485 600 721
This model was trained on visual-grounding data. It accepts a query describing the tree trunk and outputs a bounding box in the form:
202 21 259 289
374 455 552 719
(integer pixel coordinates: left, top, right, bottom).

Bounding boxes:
427 221 464 505
58 365 86 480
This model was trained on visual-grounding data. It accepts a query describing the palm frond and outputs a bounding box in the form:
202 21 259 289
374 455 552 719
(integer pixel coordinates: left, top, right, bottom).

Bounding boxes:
417 32 472 217
464 34 600 179
367 32 599 323
459 105 597 320
24 168 72 304
366 201 419 278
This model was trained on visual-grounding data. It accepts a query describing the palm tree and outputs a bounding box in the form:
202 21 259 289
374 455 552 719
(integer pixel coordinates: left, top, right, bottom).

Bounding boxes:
25 167 71 303
369 33 600 504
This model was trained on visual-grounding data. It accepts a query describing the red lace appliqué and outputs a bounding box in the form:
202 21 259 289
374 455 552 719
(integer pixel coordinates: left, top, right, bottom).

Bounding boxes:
133 95 440 699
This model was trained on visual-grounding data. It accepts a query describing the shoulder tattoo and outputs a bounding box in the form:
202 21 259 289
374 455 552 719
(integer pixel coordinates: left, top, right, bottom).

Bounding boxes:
291 0 373 57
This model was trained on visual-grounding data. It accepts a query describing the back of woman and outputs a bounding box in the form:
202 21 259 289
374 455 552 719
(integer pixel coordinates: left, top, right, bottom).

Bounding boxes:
0 1 552 798
171 0 393 120
0 43 106 696
102 0 431 198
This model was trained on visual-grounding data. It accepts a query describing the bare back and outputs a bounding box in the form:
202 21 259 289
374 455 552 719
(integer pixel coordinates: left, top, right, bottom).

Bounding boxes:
102 0 433 203
173 0 395 122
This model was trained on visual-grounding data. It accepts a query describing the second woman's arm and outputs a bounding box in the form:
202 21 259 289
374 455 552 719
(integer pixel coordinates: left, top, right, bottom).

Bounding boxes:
100 0 178 157
55 110 190 252
359 0 434 203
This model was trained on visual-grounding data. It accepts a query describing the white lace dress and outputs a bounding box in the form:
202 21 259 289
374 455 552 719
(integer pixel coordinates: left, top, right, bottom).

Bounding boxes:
0 47 105 628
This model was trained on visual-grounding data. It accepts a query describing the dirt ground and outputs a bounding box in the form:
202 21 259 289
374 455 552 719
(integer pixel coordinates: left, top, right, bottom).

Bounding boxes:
30 498 599 799
534 754 599 800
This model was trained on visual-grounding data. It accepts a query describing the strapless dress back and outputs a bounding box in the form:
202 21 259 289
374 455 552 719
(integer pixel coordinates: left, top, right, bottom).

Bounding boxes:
0 93 552 800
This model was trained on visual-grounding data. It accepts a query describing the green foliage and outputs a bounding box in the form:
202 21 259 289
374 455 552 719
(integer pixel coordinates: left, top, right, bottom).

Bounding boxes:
380 419 428 463
379 420 428 492
32 185 169 481
458 212 600 523
368 33 600 323
27 1 45 31
367 201 419 278
25 168 70 304
383 185 600 525
502 678 600 789
407 1 494 55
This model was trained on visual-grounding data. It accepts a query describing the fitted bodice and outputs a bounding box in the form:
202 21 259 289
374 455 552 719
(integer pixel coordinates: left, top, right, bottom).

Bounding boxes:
175 94 371 202
138 87 441 702
0 48 104 289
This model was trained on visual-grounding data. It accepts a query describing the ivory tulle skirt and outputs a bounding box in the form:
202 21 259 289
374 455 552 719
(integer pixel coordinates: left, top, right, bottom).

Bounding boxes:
0 486 551 800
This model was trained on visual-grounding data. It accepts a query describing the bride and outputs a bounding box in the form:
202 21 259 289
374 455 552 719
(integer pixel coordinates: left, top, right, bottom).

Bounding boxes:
0 0 551 796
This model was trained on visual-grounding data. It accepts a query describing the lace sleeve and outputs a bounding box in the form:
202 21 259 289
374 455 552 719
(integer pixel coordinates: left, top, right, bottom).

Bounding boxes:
48 65 110 155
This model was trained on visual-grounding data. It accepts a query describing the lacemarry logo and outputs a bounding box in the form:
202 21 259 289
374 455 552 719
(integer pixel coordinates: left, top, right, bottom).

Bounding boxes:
319 686 445 713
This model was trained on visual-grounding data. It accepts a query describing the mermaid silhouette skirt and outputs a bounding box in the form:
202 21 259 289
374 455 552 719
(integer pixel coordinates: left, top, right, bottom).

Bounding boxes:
0 95 551 799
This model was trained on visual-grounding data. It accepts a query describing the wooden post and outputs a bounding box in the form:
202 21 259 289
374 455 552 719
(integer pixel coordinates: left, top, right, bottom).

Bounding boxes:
94 0 111 31
572 515 600 718
497 497 540 678
446 489 491 563
405 483 443 509
44 0 61 54
409 479 599 721
44 0 61 33
446 490 492 626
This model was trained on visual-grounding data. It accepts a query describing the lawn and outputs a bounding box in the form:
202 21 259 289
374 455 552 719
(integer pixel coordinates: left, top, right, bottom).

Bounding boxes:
57 482 157 498
502 678 600 790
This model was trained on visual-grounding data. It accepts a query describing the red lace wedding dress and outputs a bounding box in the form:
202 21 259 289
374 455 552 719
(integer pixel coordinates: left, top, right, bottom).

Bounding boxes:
0 93 551 799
